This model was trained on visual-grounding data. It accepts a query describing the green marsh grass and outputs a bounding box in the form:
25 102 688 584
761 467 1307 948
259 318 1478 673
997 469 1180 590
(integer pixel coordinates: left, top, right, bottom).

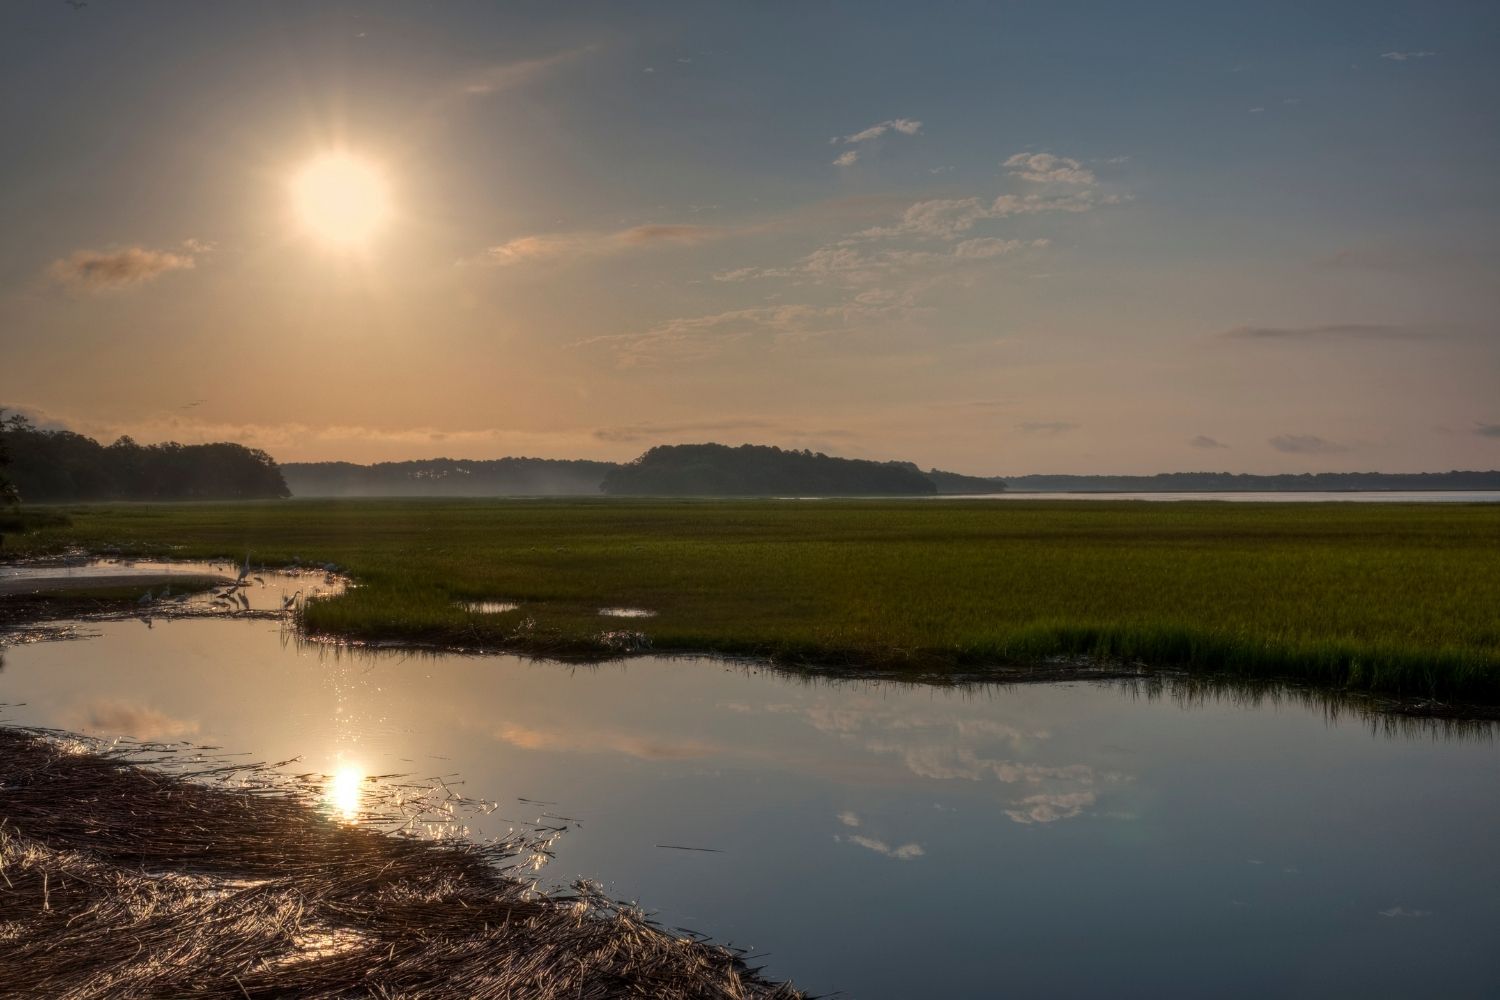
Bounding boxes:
9 498 1500 701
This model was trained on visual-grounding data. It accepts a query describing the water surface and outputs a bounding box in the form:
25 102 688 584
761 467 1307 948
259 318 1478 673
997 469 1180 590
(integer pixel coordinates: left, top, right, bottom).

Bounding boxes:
933 490 1500 503
2 568 1497 998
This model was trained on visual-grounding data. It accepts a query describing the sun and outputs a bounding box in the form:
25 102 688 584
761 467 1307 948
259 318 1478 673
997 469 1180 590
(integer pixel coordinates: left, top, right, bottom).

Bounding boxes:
291 152 390 248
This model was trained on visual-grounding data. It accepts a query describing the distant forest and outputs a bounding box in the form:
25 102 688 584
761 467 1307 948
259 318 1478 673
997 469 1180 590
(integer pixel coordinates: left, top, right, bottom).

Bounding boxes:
601 443 940 496
284 453 1001 497
281 458 616 497
7 411 1497 502
0 413 288 502
1003 471 1500 492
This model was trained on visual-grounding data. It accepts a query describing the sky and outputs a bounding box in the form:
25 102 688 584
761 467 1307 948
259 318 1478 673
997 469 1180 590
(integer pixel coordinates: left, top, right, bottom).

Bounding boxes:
2 1 1497 475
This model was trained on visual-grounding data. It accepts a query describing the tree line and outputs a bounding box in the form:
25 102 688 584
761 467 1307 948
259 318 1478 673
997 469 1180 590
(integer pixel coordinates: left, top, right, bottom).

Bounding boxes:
0 412 289 503
601 443 939 496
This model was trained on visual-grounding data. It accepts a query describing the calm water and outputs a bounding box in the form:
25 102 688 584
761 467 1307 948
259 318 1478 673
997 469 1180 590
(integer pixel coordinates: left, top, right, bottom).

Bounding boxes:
2 565 1498 998
936 491 1500 503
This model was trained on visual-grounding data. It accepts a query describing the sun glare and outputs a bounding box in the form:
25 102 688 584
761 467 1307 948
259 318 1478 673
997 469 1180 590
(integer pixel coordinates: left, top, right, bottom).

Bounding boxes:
326 764 365 822
291 152 390 248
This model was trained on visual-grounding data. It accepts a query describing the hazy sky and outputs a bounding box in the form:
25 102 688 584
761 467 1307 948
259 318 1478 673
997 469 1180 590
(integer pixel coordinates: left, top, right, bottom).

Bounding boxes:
2 1 1497 474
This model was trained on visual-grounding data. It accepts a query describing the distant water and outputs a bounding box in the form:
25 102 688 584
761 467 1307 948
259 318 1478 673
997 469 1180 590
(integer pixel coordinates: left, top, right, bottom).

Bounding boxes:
934 490 1500 503
2 563 1498 998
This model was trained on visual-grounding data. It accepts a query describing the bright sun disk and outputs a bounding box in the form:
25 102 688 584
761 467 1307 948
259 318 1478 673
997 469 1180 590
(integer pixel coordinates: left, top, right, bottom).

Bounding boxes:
291 152 390 247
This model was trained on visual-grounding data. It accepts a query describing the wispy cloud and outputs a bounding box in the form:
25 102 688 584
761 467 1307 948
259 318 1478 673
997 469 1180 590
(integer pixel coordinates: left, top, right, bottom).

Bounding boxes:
717 238 1044 285
1222 323 1427 342
831 118 922 166
836 118 923 144
1018 421 1078 434
1379 50 1436 62
856 190 1115 242
926 398 1011 412
1003 152 1096 186
1005 790 1096 825
49 241 207 292
574 304 855 367
593 419 776 443
484 223 728 266
1190 435 1229 449
1378 906 1433 918
462 45 597 96
839 834 925 860
837 811 861 828
1269 433 1351 454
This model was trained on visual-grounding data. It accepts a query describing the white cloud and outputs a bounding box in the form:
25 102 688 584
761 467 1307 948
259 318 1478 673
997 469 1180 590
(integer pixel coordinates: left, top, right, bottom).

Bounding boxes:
1379 51 1436 62
837 811 861 828
1378 906 1432 918
839 118 923 144
1005 791 1097 825
841 834 925 860
832 149 860 168
1003 152 1097 186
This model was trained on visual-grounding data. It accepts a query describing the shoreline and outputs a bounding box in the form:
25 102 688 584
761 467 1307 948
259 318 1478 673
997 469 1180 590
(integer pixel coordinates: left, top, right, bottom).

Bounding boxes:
0 721 805 998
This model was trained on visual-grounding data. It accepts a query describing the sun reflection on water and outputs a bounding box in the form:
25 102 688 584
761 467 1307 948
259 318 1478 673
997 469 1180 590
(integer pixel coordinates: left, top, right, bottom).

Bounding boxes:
326 764 364 822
